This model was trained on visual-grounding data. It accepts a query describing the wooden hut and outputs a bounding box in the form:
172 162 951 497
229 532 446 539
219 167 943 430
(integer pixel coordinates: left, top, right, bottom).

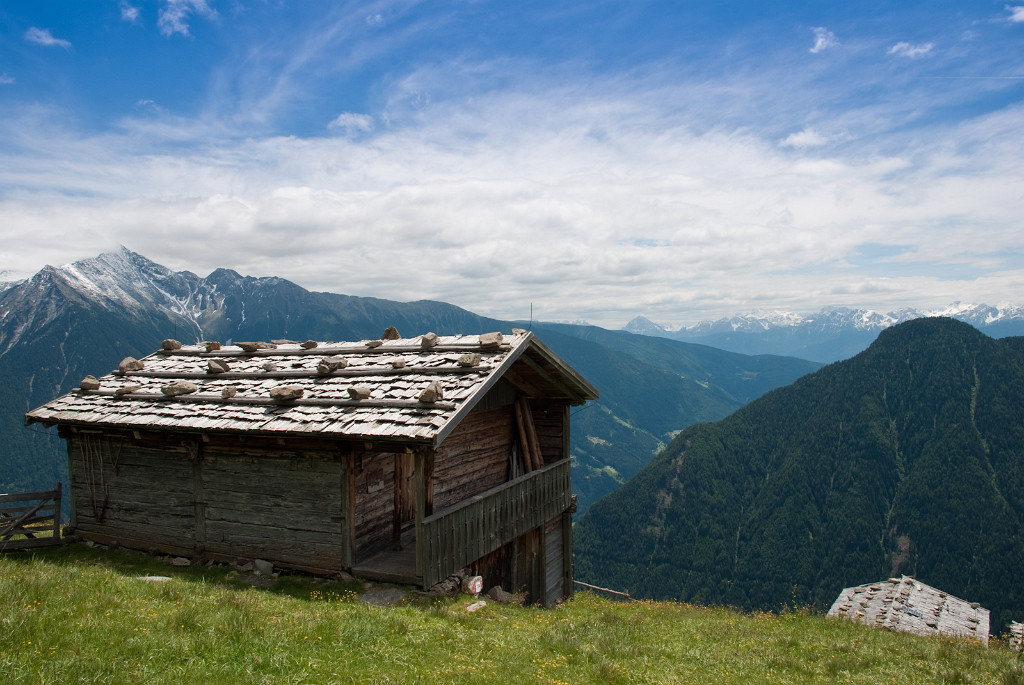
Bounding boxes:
25 330 597 605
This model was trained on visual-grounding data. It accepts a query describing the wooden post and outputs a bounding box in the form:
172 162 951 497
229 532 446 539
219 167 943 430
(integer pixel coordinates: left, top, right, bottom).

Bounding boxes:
52 483 62 542
538 521 549 606
562 510 573 600
414 448 429 586
65 435 76 530
423 449 434 518
340 449 354 569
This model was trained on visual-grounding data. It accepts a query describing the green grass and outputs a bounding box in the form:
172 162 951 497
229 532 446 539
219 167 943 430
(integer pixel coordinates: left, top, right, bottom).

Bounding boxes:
2 544 1023 684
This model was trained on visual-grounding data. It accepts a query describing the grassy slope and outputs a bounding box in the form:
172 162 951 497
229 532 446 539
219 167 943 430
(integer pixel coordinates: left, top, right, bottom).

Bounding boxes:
2 545 1022 684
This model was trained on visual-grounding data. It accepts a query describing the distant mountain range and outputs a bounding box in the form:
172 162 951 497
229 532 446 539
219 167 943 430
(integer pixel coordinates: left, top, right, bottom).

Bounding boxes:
575 317 1024 631
625 305 1024 362
0 248 818 514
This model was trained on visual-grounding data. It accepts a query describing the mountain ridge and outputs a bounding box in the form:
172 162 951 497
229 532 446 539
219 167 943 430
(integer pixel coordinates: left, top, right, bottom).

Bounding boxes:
625 304 1024 362
0 248 819 514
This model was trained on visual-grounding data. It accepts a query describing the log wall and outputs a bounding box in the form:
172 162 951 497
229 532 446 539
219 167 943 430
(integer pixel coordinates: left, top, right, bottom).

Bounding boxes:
69 434 197 556
201 444 343 572
68 432 348 572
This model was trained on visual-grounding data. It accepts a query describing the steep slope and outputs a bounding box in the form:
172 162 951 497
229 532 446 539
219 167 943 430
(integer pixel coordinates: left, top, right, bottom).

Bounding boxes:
1 249 818 514
575 318 1024 631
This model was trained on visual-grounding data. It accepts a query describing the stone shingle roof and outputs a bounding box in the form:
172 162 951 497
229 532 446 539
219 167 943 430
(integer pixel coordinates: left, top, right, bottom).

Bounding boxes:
25 330 597 446
828 575 989 645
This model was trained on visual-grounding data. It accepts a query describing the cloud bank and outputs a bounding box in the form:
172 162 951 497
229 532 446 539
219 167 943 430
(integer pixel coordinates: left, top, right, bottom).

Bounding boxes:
0 2 1021 328
1 77 1020 327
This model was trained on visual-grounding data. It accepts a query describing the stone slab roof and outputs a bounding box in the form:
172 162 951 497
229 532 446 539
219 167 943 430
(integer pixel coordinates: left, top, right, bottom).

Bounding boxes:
828 575 989 645
25 330 597 447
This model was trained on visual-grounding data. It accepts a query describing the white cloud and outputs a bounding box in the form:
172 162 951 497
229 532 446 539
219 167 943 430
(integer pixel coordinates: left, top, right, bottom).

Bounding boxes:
120 2 141 24
888 41 934 58
0 74 14 85
810 27 838 54
328 112 375 134
24 27 73 51
1 84 1021 327
366 14 384 27
1007 6 1024 23
780 128 831 148
158 0 217 37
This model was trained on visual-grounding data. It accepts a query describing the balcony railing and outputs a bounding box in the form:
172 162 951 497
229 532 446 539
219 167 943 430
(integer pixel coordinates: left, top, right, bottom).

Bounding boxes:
417 458 570 588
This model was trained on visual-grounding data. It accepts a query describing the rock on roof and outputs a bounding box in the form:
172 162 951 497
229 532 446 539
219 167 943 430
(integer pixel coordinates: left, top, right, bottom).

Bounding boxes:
828 575 989 645
25 330 597 447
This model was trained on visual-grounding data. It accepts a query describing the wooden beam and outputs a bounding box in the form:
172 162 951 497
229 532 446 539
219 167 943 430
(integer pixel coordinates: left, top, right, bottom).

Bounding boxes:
519 398 543 471
157 342 512 358
500 368 544 398
79 390 457 411
513 399 534 473
518 353 584 402
119 365 493 380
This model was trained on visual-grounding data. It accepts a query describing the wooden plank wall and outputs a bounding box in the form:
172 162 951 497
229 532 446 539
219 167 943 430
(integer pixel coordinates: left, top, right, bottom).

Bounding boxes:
68 435 197 556
352 450 397 559
69 432 348 573
432 406 515 511
201 444 343 572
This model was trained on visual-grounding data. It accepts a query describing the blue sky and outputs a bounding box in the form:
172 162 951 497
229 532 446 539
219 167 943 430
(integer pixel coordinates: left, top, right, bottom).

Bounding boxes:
0 1 1022 327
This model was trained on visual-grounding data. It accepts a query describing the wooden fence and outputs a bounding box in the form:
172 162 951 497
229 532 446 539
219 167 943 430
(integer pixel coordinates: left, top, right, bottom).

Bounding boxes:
0 484 62 551
418 459 570 588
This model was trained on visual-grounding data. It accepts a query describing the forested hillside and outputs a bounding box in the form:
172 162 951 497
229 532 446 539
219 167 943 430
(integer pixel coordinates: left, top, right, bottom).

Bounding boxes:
574 318 1024 631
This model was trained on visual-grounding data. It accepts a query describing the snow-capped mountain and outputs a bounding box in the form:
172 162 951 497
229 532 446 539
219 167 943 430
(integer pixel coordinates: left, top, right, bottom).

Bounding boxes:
624 304 1024 362
0 270 22 295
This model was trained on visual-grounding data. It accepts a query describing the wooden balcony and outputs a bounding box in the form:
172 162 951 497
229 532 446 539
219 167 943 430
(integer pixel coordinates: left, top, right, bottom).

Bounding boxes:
417 458 571 589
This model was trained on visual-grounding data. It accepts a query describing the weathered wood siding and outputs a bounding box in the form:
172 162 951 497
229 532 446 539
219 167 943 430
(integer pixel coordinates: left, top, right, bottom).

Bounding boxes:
68 434 196 556
68 432 347 572
201 444 343 573
433 406 514 511
352 450 397 559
